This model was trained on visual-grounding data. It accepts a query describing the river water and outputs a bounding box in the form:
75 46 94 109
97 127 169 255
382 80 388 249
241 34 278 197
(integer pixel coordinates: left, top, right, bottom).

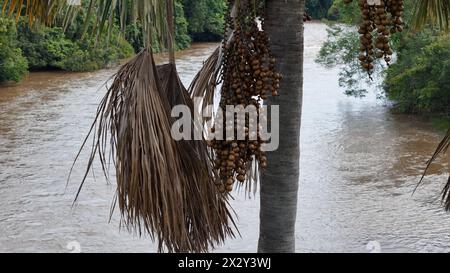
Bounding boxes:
0 22 449 253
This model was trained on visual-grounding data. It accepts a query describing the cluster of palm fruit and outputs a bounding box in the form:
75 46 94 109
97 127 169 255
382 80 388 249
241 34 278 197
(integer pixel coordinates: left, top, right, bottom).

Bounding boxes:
344 0 404 76
207 0 281 193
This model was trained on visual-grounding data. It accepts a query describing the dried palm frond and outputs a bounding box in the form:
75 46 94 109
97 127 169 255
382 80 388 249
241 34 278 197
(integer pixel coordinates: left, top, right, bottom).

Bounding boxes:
441 174 450 211
155 0 235 250
187 0 239 125
432 129 450 210
158 62 236 251
68 0 236 253
73 49 185 251
70 49 235 253
416 128 450 210
188 46 223 126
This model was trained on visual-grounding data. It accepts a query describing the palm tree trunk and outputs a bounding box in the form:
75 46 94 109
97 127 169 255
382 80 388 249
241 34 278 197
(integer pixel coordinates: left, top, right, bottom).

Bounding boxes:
258 0 305 253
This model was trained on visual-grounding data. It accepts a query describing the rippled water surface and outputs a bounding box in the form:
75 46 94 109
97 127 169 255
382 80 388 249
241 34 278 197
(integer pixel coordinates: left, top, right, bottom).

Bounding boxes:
0 22 449 253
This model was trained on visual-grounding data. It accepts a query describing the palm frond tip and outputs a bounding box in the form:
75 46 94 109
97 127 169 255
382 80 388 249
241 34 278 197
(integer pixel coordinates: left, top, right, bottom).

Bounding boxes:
418 128 450 211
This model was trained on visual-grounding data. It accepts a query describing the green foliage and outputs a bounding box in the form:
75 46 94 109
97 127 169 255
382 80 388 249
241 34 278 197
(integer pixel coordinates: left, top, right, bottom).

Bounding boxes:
0 0 232 79
385 31 450 114
61 36 134 72
319 0 448 115
16 19 134 72
306 0 334 19
316 25 380 97
327 0 361 23
124 0 191 52
17 25 76 69
125 23 145 53
327 0 415 25
0 17 28 83
317 23 449 113
175 0 191 49
183 0 227 41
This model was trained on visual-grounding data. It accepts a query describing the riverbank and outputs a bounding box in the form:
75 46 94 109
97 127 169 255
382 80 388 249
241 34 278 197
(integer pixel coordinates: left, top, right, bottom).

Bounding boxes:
432 117 450 132
0 0 227 84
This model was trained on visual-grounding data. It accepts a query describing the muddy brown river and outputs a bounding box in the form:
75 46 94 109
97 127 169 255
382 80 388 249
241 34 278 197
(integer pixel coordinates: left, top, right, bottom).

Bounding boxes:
0 22 449 253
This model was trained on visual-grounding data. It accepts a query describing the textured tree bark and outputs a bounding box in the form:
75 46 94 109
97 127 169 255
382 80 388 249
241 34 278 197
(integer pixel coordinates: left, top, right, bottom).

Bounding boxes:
258 0 305 253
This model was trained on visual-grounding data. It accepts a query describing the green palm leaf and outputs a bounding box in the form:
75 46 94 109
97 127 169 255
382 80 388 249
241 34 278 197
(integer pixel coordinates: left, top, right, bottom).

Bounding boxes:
1 0 168 48
412 0 450 31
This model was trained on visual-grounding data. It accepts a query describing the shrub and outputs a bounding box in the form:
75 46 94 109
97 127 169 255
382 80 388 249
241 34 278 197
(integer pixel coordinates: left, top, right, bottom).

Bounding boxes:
17 21 134 72
175 0 191 49
17 24 75 69
385 31 450 114
183 0 226 41
0 17 28 83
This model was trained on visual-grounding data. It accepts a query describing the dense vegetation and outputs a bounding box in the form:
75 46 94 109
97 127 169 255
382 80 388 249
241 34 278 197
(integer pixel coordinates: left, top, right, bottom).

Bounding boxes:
0 0 227 83
0 17 28 82
183 0 227 41
326 0 361 22
0 10 134 81
317 0 450 116
17 21 134 72
306 0 334 19
385 30 450 114
2 0 448 118
0 0 346 84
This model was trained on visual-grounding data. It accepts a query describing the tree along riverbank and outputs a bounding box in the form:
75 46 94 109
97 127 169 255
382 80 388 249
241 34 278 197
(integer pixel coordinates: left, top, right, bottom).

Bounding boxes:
0 0 227 84
316 0 450 121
